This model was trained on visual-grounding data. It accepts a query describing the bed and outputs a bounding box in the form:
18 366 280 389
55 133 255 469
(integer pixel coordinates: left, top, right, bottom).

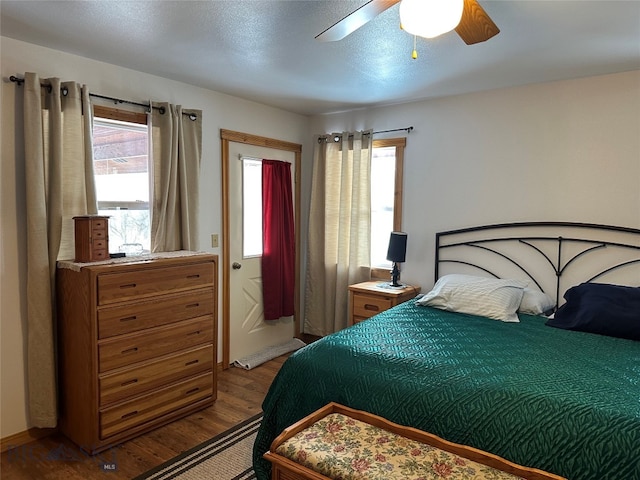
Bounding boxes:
253 222 640 480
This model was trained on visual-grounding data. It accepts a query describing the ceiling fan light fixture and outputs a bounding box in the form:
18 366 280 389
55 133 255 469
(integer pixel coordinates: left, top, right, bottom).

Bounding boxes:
399 0 464 39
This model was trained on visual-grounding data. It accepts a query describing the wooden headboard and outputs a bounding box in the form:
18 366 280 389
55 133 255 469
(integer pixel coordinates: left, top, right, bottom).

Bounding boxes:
435 222 640 308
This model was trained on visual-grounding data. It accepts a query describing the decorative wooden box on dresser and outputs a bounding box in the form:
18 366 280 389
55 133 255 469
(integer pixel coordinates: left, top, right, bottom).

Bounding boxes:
56 251 218 453
73 215 110 262
348 281 420 326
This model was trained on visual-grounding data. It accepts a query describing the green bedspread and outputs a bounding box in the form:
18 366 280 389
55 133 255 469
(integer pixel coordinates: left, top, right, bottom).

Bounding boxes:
253 301 640 480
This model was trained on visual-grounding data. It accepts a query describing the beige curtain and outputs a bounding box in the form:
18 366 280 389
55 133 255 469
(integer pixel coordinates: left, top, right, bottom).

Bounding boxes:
23 72 97 427
304 131 373 335
150 103 203 252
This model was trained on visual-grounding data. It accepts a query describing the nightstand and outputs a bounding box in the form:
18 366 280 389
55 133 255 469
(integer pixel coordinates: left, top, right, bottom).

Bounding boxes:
348 281 421 326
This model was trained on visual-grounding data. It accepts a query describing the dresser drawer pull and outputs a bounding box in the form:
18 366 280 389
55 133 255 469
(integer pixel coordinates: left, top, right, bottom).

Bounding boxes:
185 359 199 366
187 274 201 279
120 378 138 387
187 330 201 336
119 283 137 289
364 304 380 311
185 387 200 395
121 410 138 419
121 347 139 355
185 303 200 308
119 315 137 322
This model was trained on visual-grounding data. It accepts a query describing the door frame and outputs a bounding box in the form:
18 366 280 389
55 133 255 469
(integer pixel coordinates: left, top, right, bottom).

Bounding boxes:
220 129 302 369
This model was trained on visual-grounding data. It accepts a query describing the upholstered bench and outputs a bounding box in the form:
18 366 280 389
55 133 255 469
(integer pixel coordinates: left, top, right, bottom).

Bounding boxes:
264 402 565 480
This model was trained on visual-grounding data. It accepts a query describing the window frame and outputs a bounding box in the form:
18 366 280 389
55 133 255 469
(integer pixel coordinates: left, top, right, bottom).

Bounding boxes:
93 105 147 126
370 137 406 280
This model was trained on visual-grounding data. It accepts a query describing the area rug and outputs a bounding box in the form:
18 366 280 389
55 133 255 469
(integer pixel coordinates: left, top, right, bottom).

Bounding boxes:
134 413 262 480
232 338 306 370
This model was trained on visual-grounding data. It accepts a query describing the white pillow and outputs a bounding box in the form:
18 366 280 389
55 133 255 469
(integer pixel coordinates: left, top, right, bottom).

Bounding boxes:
518 288 555 315
415 274 527 322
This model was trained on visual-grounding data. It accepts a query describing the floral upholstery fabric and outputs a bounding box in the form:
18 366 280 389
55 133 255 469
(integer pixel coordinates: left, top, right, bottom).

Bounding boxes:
276 413 524 480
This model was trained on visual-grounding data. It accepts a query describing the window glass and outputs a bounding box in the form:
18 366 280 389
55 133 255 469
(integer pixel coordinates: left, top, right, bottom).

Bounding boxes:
370 138 405 279
243 158 263 257
93 117 150 254
371 146 396 268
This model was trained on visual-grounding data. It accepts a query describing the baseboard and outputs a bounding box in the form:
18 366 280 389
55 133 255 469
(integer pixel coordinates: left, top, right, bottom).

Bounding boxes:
1 426 57 453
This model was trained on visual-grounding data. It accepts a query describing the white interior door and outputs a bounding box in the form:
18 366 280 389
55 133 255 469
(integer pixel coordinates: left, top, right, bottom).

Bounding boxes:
228 142 295 363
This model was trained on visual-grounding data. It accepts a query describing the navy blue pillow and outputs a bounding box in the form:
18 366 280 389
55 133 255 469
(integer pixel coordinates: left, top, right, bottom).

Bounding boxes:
546 283 640 341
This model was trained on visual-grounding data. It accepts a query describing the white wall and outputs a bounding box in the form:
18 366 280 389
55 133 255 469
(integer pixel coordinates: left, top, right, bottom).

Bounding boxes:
309 71 640 290
0 36 311 438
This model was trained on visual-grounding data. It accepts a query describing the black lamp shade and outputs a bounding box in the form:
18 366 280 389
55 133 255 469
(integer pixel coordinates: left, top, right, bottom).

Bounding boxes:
386 232 407 263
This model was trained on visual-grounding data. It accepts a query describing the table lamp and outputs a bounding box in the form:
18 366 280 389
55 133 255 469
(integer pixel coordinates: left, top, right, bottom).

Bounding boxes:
386 231 407 287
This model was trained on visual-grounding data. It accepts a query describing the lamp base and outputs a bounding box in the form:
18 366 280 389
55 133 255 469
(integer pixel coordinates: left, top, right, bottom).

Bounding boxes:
377 282 406 290
390 262 401 287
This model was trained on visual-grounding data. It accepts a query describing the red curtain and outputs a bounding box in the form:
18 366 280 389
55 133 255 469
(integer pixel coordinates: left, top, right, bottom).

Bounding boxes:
262 160 295 320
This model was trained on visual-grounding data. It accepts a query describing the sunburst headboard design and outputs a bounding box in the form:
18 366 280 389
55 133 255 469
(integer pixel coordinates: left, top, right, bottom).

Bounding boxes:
435 222 640 309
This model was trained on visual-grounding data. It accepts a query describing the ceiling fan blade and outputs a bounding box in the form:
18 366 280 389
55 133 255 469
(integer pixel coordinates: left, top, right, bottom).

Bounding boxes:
316 0 400 42
455 0 500 45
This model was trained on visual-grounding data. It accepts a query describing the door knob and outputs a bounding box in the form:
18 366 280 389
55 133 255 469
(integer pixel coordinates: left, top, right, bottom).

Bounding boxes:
232 262 242 270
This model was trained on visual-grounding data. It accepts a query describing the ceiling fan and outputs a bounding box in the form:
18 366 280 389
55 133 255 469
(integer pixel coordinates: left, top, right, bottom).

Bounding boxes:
316 0 499 45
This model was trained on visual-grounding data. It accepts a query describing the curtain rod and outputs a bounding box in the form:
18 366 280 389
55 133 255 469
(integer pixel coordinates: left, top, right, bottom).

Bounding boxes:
9 75 197 120
373 127 413 135
318 126 413 143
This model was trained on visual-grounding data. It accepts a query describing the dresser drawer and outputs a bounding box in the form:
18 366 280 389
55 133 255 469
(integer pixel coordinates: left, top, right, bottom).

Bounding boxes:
93 239 108 250
91 249 109 261
353 294 393 319
91 218 108 230
99 316 214 372
92 228 107 239
98 289 214 339
99 344 213 405
100 372 213 439
97 262 214 305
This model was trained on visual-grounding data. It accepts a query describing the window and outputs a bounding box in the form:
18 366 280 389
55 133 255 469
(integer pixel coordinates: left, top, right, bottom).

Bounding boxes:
93 106 150 254
243 157 263 258
370 138 405 279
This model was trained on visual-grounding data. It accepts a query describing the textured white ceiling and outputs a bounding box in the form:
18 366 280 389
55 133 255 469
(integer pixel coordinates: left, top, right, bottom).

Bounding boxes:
2 1 639 115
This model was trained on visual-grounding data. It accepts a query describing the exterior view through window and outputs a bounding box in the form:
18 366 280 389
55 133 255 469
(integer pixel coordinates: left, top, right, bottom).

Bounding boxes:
93 116 150 254
370 138 405 278
371 145 396 268
243 157 263 258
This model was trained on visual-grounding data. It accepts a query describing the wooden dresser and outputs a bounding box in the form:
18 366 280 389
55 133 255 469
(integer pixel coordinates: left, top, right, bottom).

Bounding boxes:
56 252 218 453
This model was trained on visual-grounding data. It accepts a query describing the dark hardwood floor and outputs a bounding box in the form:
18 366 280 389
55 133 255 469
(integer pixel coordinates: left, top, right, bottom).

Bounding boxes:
1 354 289 479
